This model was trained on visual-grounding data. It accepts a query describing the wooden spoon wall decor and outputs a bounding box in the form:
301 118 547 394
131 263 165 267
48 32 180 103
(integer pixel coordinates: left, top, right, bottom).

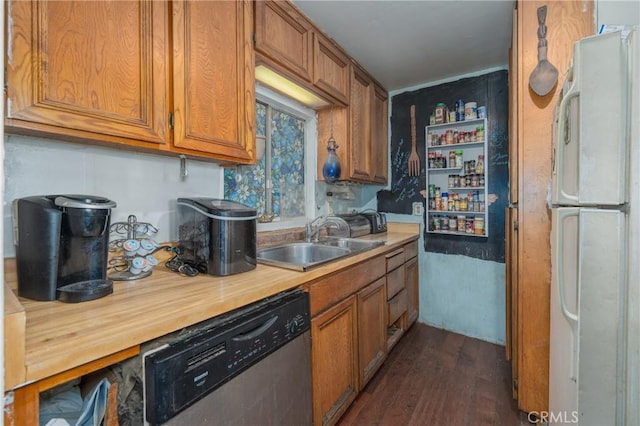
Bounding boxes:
529 5 559 96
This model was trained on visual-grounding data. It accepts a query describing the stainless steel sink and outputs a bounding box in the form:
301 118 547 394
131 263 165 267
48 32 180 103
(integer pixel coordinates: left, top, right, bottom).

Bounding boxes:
257 237 385 271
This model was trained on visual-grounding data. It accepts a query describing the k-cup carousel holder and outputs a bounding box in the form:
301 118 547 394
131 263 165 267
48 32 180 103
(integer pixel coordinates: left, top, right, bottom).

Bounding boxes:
109 215 163 281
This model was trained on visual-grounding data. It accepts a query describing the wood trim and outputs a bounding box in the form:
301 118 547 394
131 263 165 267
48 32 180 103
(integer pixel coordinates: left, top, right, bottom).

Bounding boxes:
515 0 594 413
4 346 137 426
4 284 26 390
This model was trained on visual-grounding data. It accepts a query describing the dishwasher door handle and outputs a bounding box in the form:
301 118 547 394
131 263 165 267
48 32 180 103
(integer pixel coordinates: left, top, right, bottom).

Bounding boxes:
231 315 278 342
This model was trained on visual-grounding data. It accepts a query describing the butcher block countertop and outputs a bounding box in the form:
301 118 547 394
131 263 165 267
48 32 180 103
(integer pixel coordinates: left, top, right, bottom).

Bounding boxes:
4 223 419 391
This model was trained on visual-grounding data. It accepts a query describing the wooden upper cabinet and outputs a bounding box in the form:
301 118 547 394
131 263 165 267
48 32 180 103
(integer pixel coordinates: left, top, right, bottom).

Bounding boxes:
313 33 350 106
371 83 389 184
349 65 373 181
317 67 388 184
171 0 255 162
254 0 313 82
5 0 255 164
5 0 169 146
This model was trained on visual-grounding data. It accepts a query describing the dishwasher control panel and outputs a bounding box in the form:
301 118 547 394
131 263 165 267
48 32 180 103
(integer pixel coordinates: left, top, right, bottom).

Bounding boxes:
144 290 310 425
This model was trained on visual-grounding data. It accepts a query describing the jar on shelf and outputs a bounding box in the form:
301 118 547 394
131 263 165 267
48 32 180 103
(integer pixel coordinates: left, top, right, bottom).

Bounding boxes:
453 175 460 188
433 216 441 231
476 154 485 174
459 197 468 211
445 129 454 145
449 217 457 230
479 174 485 187
441 217 449 231
455 150 463 168
457 215 466 232
448 175 455 188
476 125 485 141
435 195 442 210
474 217 485 235
441 192 448 211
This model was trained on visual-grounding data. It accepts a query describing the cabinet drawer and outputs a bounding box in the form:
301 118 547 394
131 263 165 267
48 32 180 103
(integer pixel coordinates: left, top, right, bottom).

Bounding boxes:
309 256 385 317
387 289 407 325
385 248 405 272
404 241 418 262
386 264 405 300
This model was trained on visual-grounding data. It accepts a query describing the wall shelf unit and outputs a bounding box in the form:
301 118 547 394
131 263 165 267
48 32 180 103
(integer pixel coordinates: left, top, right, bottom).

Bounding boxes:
425 117 488 237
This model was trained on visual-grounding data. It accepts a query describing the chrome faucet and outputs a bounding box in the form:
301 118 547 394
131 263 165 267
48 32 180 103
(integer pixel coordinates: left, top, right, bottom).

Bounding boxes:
305 215 349 242
305 216 326 242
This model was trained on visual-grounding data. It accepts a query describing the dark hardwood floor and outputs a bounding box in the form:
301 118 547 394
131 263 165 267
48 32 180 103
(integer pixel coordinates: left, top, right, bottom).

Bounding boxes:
338 323 527 426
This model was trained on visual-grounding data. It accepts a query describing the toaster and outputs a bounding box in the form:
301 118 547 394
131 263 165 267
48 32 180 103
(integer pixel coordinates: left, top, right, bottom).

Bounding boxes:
360 211 387 234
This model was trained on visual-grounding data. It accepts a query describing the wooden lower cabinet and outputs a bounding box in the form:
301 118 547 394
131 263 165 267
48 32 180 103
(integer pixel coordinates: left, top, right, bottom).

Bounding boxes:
357 277 387 388
311 295 359 426
406 256 419 326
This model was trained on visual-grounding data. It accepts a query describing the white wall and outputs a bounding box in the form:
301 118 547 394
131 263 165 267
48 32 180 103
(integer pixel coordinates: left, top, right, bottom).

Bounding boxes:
3 135 225 256
596 0 640 27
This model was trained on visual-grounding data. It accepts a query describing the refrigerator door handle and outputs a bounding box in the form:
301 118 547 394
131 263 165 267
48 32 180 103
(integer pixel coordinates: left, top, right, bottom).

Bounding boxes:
556 83 581 204
556 208 579 382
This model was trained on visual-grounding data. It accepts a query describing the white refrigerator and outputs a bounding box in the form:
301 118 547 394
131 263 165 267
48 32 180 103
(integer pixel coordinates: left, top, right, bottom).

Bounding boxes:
549 28 639 426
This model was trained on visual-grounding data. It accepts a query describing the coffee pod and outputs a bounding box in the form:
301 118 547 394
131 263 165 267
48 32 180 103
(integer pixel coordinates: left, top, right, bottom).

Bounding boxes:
143 255 159 272
123 239 140 257
130 256 147 275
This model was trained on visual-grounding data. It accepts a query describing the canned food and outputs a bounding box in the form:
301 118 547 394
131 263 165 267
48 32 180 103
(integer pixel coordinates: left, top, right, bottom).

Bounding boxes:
465 102 478 120
477 106 487 119
466 217 474 233
474 217 485 235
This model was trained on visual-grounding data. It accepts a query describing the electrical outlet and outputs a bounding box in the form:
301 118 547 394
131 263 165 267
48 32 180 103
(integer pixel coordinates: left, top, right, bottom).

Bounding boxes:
412 202 423 216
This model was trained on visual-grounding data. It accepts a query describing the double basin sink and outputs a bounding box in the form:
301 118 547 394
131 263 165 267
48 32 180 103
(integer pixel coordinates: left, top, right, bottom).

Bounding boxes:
257 237 385 271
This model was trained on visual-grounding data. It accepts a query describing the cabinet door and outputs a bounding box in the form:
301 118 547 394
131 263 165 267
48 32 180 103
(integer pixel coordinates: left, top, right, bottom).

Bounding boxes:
405 256 419 326
311 295 358 426
357 277 387 389
255 0 313 82
349 66 372 181
313 33 350 105
371 84 389 184
6 0 169 145
172 0 255 162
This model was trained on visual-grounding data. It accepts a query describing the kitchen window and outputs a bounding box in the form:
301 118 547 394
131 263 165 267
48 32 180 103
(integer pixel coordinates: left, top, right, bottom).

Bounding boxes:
224 86 316 227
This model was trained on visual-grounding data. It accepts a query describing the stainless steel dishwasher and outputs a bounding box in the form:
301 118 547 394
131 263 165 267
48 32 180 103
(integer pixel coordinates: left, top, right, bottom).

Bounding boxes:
142 289 311 425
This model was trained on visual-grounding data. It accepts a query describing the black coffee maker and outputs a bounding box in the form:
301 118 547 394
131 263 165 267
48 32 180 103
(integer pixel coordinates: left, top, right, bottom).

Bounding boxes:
13 195 117 302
